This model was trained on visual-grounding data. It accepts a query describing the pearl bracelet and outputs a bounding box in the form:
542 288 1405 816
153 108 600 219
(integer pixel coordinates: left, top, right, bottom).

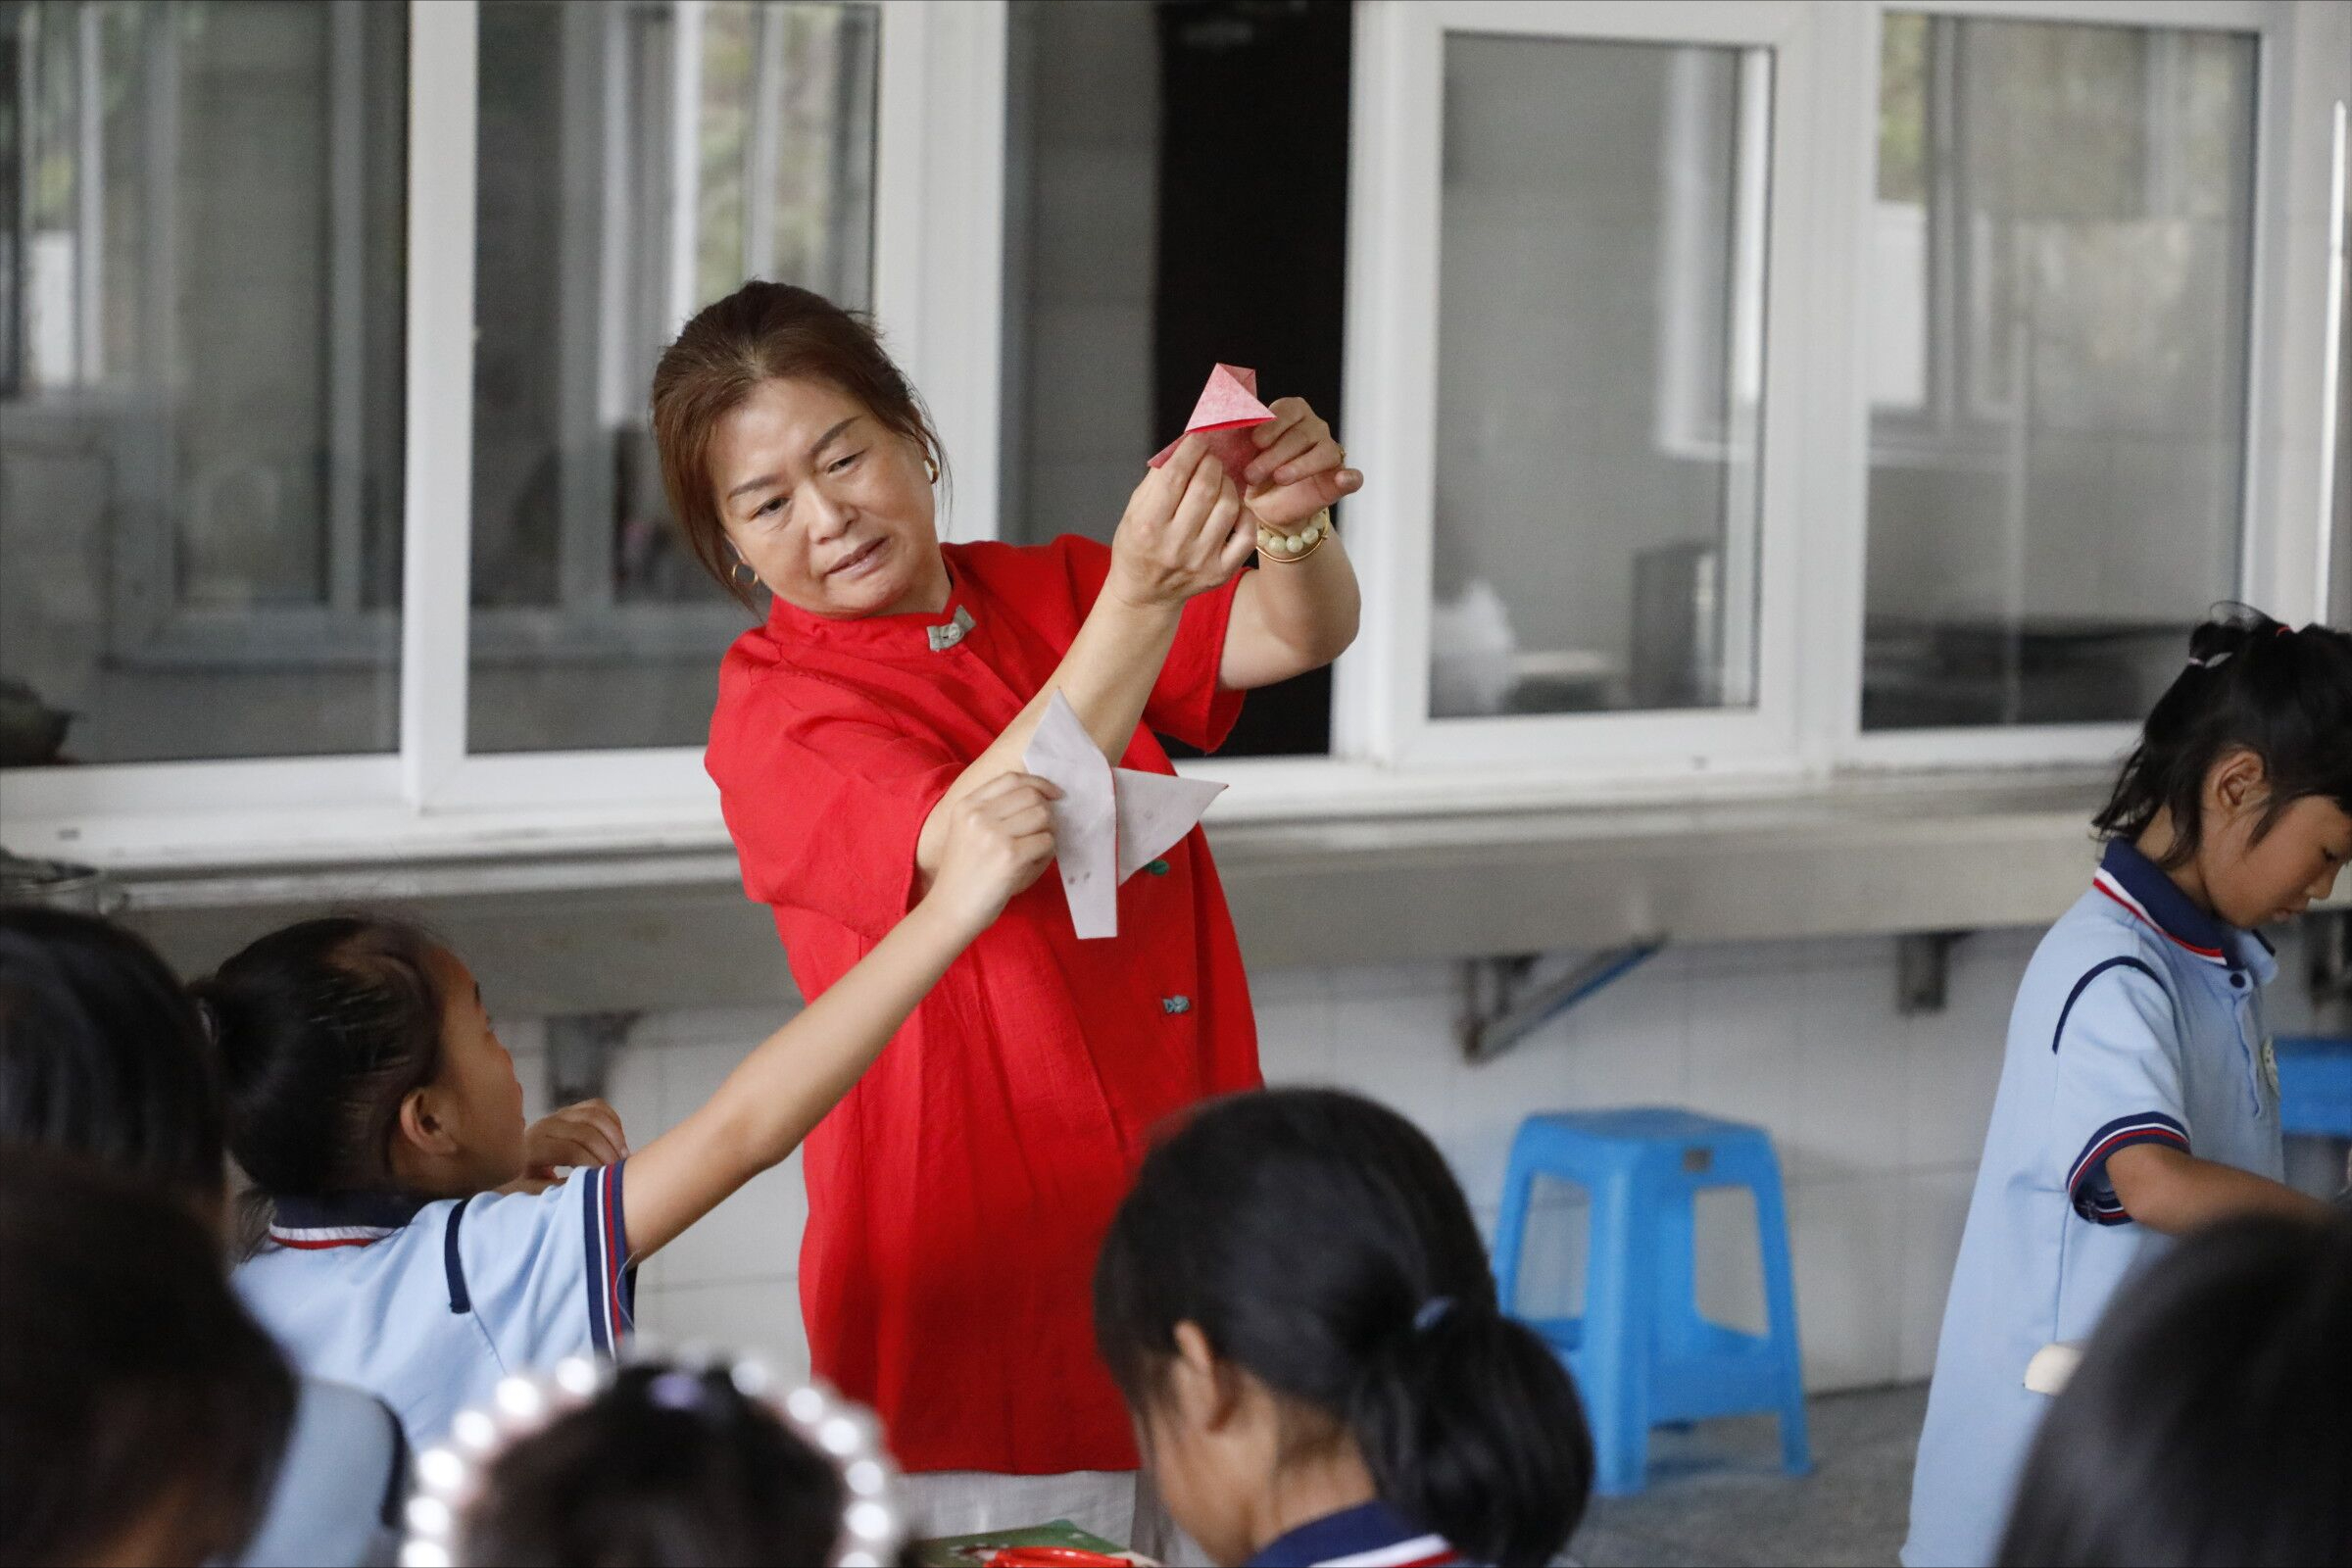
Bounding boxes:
1257 508 1334 564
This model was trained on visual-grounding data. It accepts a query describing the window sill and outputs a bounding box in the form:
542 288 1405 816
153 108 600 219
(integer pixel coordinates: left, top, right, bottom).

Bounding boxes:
79 765 2326 1018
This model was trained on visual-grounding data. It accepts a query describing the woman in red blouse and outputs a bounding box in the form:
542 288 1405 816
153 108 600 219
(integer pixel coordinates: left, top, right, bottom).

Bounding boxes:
652 283 1361 1544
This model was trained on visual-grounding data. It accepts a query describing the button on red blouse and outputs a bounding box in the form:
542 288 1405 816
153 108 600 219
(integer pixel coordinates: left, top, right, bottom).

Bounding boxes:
705 535 1264 1475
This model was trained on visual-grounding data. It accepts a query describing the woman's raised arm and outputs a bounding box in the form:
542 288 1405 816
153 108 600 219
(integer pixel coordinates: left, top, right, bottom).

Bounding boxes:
911 436 1251 883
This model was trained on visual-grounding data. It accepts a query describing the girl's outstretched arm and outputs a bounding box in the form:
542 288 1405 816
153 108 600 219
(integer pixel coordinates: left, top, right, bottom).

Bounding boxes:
619 773 1058 1259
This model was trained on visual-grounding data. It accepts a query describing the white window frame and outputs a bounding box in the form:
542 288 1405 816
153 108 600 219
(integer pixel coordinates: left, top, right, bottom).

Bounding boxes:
1332 0 1822 784
1818 0 2340 774
0 0 1005 865
2 0 2345 869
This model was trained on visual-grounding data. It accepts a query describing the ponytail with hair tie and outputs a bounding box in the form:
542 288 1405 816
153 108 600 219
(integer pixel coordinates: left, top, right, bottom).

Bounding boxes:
197 916 451 1206
2094 605 2352 869
1095 1089 1593 1567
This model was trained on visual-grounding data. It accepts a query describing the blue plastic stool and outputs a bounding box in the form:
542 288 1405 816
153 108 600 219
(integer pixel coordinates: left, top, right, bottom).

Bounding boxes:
2276 1036 2352 1138
1492 1107 1810 1495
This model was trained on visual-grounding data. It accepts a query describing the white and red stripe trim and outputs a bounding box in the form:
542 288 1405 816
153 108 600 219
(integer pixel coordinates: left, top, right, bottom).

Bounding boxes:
266 1223 402 1250
1316 1537 1461 1568
2092 871 2229 965
580 1162 634 1353
2066 1111 2191 1225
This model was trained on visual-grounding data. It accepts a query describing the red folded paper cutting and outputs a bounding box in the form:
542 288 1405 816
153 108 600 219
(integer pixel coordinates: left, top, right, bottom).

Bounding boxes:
1150 363 1275 484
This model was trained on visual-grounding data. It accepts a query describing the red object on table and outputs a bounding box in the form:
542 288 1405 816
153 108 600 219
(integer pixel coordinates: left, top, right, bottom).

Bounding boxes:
707 536 1263 1474
986 1549 1133 1568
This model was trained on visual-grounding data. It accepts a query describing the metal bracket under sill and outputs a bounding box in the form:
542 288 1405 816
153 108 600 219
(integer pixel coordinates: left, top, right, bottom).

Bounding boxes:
1459 942 1666 1064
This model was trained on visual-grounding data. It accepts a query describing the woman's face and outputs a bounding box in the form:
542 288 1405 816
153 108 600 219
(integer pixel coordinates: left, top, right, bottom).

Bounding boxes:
706 376 948 619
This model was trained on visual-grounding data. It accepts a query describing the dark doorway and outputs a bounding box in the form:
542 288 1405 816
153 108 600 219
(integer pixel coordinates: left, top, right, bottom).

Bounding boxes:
1002 0 1352 758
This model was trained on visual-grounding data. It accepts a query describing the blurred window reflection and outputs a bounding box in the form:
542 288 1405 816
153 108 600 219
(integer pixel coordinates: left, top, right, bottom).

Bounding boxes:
1863 15 2256 730
467 0 877 753
1 0 407 765
1427 34 1770 720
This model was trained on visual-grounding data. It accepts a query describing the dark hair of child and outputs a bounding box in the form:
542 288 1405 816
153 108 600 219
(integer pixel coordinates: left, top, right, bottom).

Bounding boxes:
1093 1087 1593 1566
190 915 448 1203
0 1144 296 1568
1997 1211 2352 1568
457 1362 852 1567
2092 607 2352 867
0 906 224 1204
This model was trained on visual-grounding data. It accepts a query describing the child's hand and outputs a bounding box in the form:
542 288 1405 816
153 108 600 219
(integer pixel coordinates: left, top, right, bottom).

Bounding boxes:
517 1098 629 1181
928 772 1060 934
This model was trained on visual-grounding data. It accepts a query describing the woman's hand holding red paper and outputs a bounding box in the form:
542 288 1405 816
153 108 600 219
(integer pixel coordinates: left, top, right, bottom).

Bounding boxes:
1241 397 1361 532
1106 435 1255 611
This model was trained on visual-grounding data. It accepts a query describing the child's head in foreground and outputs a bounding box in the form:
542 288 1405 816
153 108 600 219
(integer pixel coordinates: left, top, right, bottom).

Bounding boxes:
193 915 529 1206
0 905 225 1218
1093 1086 1593 1567
0 1144 295 1568
423 1358 902 1568
1998 1211 2352 1567
2094 609 2352 927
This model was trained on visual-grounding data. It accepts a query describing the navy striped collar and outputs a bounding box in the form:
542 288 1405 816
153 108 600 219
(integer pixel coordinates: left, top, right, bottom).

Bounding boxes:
1246 1502 1462 1567
268 1191 431 1250
2094 839 2236 965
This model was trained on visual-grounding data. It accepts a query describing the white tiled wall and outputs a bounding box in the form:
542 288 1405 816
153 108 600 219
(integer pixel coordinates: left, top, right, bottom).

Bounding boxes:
508 922 2331 1398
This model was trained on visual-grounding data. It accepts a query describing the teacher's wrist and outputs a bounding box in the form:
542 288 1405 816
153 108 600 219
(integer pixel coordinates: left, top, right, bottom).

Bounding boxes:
1099 574 1192 620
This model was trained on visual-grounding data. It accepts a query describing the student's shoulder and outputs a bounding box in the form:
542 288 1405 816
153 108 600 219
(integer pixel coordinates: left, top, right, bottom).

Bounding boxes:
2016 888 2181 1039
453 1169 624 1260
456 1179 589 1233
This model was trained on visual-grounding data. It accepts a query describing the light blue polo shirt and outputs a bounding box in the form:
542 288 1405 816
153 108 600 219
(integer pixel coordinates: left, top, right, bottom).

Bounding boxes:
231 1377 405 1568
1902 840 2281 1567
233 1164 634 1450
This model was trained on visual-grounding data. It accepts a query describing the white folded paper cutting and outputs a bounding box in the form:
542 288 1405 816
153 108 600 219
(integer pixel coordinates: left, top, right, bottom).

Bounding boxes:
1021 691 1225 939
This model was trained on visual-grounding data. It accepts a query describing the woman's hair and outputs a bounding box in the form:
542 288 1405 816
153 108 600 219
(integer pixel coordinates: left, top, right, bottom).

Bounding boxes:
650 280 946 610
1997 1211 2352 1567
0 1144 295 1567
193 916 449 1202
457 1363 850 1567
2092 607 2352 866
1094 1088 1592 1566
0 907 224 1203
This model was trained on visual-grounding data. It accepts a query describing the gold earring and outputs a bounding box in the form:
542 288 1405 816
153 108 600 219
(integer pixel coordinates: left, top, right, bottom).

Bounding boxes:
731 558 759 589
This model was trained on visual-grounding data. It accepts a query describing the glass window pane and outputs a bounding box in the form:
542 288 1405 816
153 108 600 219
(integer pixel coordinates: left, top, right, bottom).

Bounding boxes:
1 0 406 766
466 0 877 755
998 0 1350 758
1862 18 2256 730
1430 34 1769 720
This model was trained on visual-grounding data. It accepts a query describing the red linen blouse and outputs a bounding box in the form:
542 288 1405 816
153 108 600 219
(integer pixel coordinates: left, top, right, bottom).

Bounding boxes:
704 535 1263 1474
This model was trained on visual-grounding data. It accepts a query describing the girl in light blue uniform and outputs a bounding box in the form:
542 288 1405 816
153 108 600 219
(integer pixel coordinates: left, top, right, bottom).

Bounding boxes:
207 772 1059 1449
1903 611 2352 1568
